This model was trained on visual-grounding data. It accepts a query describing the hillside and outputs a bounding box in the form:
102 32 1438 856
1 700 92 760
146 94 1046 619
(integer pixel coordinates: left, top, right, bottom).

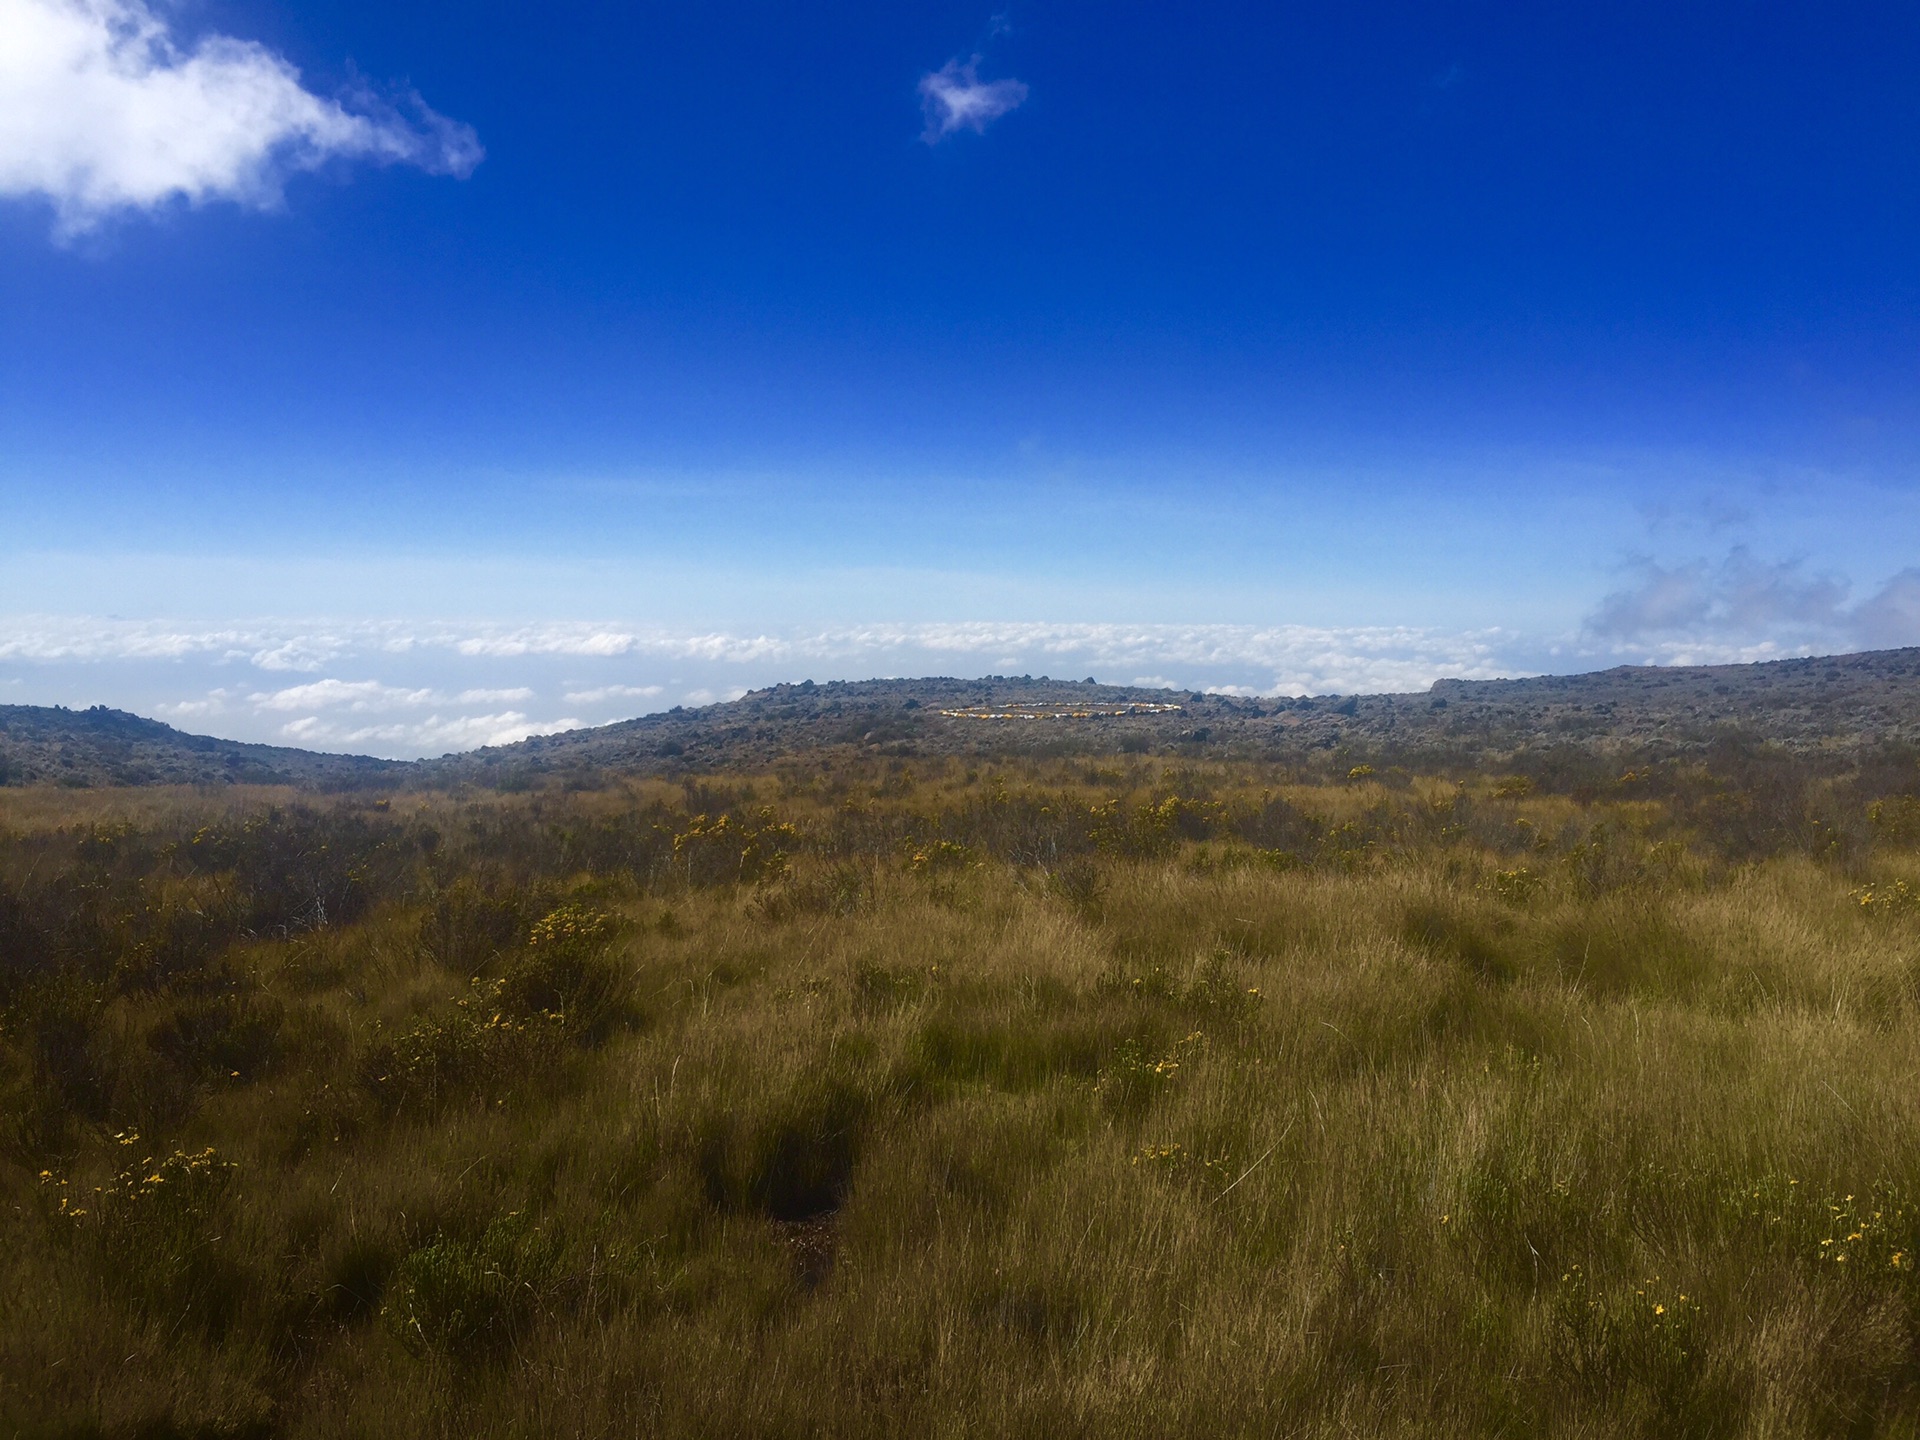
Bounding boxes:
5 646 1919 789
434 646 1920 782
0 705 399 788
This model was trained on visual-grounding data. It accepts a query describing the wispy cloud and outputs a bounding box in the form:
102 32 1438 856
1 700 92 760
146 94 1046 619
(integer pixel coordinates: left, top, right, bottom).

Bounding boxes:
1854 571 1920 649
249 679 434 713
918 56 1027 142
562 684 663 704
680 687 750 707
280 712 579 754
0 0 481 236
250 637 346 672
1584 548 1920 657
145 670 576 753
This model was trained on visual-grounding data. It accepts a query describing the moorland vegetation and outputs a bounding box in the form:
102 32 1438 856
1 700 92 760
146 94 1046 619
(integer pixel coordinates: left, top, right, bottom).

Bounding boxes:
5 747 1920 1435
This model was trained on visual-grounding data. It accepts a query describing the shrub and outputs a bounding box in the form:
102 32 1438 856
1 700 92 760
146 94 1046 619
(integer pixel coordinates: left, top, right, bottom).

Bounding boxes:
493 904 632 1041
43 1136 243 1333
1132 1140 1235 1194
13 974 114 1121
1869 796 1920 845
1852 880 1920 917
183 807 404 934
1485 866 1544 906
415 878 528 972
1548 1264 1708 1420
365 1002 563 1111
147 986 286 1083
1096 1031 1204 1115
383 1211 560 1358
671 810 797 887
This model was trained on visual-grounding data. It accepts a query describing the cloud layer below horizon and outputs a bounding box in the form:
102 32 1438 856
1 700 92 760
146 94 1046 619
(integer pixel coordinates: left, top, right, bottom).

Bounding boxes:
4 583 1914 758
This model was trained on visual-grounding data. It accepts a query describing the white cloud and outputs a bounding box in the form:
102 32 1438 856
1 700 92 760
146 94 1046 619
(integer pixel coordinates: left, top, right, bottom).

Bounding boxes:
0 0 481 235
1584 549 1920 654
454 629 637 658
153 688 234 719
250 678 434 712
1854 569 1920 649
0 618 252 660
281 711 579 753
918 56 1027 142
0 615 1534 695
562 683 663 704
677 686 749 706
250 636 344 672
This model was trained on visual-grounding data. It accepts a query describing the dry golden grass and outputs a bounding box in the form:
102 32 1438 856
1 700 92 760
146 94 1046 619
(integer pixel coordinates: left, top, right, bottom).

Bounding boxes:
4 756 1920 1436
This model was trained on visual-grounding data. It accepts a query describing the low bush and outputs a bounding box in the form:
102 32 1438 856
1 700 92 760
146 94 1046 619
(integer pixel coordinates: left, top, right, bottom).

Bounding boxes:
383 1211 561 1358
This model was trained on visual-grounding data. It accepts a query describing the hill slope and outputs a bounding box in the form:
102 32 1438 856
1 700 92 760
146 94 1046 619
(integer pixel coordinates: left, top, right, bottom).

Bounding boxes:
430 646 1920 781
0 705 399 787
6 647 1919 788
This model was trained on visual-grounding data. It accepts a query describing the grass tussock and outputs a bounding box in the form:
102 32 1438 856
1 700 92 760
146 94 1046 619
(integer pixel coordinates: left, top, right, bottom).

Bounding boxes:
3 756 1920 1435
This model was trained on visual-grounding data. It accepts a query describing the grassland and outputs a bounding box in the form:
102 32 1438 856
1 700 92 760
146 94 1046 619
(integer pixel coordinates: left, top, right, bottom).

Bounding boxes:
5 754 1920 1436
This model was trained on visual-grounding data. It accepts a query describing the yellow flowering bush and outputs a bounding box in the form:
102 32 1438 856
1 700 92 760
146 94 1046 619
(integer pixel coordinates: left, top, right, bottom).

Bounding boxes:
906 839 974 873
1485 866 1543 906
40 1133 239 1325
671 809 798 887
1131 1141 1235 1193
1550 1264 1702 1411
1096 1031 1205 1114
1851 880 1919 916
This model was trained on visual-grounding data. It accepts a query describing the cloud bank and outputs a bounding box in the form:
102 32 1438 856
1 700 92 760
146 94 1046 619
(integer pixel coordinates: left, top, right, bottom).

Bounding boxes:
1586 548 1920 661
919 57 1027 141
4 576 1916 758
0 0 481 234
2 615 1537 756
0 615 1530 696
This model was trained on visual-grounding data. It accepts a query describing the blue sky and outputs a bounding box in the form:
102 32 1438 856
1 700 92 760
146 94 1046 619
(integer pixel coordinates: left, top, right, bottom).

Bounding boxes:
3 0 1919 754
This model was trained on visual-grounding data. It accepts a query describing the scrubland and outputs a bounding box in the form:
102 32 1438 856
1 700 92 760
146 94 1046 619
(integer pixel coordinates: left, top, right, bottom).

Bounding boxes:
5 755 1920 1437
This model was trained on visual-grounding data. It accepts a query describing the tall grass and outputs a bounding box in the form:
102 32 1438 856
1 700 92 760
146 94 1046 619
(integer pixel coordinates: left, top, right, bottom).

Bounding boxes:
4 757 1920 1435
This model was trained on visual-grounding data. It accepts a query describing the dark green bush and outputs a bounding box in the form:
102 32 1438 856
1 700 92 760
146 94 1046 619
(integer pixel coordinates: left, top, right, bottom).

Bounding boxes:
147 986 286 1083
414 877 529 973
364 1003 563 1111
383 1212 560 1358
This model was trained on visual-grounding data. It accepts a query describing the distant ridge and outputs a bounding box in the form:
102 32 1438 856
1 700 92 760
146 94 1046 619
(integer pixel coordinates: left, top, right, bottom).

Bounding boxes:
4 647 1919 788
425 647 1920 780
0 705 398 788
